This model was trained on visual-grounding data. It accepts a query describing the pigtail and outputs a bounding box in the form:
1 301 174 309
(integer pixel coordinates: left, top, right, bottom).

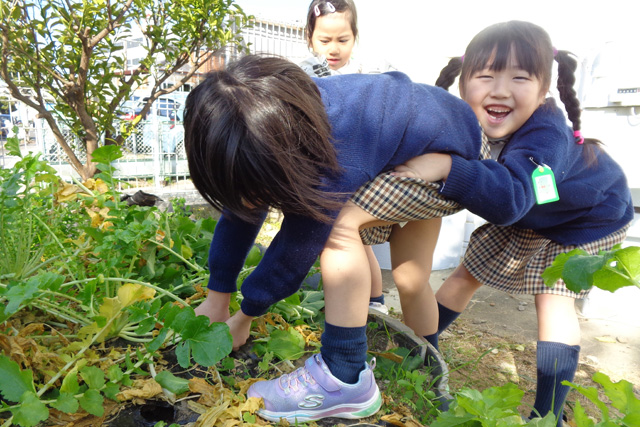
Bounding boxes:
435 57 463 90
555 49 602 165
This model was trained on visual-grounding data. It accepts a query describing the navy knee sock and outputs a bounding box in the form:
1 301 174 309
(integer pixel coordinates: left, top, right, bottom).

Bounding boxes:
530 341 580 426
321 322 368 384
437 302 461 334
369 294 385 305
423 332 439 351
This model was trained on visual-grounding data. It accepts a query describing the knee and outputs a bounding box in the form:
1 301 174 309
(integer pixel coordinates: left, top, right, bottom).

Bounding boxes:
393 270 430 297
448 268 482 292
325 223 362 251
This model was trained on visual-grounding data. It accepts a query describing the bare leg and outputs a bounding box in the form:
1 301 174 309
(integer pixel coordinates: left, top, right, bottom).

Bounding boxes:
367 245 384 301
435 263 482 312
535 293 580 345
389 218 441 336
321 201 389 327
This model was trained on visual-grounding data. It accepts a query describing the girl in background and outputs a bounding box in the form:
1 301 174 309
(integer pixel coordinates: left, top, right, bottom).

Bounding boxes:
300 0 395 315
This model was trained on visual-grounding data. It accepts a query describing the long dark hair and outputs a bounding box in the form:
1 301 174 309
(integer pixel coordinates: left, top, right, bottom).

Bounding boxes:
184 55 342 223
305 0 358 47
435 20 601 162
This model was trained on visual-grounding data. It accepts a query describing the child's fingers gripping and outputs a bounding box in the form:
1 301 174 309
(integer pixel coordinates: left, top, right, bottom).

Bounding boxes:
391 164 421 179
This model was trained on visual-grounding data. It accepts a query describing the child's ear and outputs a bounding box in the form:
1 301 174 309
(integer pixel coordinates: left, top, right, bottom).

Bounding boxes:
538 85 550 106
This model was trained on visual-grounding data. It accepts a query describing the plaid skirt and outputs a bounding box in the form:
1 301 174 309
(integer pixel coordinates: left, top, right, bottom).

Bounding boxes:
463 223 631 298
351 175 462 244
351 131 490 245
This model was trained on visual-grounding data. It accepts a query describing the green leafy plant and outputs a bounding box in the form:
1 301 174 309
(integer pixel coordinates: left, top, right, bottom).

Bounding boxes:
542 245 639 293
432 382 556 426
0 145 234 426
0 135 60 282
564 372 640 427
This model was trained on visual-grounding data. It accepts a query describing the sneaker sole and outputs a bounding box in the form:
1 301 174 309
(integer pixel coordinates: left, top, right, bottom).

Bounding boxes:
257 387 382 423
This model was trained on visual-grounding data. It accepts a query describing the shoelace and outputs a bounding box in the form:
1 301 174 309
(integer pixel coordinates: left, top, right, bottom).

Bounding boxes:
279 365 317 394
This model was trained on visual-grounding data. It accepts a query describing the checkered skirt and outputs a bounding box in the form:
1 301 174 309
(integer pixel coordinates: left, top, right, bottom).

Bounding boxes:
351 132 490 245
351 176 462 244
463 223 630 298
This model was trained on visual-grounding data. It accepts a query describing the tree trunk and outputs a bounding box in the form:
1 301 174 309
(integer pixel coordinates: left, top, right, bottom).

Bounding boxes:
42 113 97 180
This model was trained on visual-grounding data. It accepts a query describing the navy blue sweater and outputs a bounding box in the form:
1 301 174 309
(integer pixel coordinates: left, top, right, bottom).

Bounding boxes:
442 99 634 245
207 72 482 316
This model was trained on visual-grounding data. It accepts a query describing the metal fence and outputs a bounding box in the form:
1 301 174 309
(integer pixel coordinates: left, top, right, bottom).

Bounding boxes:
1 118 189 188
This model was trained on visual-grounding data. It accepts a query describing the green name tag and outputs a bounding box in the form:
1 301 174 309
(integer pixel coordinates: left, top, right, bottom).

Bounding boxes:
531 165 559 204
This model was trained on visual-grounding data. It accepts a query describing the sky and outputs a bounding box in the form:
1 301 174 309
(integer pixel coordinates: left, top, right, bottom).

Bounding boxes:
235 0 638 85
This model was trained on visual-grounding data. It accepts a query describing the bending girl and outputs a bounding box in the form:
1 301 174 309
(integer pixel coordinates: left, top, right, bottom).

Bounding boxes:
186 54 482 423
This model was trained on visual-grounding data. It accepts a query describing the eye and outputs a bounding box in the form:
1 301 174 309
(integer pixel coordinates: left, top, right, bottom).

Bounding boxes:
514 74 532 82
475 74 492 80
473 69 493 80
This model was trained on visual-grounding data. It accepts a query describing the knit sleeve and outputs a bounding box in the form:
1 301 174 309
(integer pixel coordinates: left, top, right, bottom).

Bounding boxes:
207 211 266 293
441 107 571 225
239 213 334 317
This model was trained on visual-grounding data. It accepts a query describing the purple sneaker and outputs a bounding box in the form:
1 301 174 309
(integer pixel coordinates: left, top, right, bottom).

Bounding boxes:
247 354 381 423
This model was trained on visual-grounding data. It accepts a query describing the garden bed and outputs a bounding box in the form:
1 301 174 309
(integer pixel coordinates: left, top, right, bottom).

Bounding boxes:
103 309 451 426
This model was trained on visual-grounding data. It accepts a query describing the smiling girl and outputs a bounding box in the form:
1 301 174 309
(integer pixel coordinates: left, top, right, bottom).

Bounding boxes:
393 20 634 425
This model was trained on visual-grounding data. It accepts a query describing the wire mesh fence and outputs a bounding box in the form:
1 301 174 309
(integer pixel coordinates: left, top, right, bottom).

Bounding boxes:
1 118 189 189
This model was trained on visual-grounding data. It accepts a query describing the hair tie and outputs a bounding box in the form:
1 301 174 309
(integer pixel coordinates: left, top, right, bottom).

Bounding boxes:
553 47 558 58
574 130 584 145
315 1 336 16
460 55 464 63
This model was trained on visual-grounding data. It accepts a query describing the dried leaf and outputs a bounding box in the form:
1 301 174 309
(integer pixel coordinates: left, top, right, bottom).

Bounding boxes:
117 283 156 307
18 323 45 337
85 207 103 228
381 412 425 427
236 378 264 396
594 336 617 343
240 396 263 414
95 179 109 194
369 350 405 364
55 182 79 202
117 378 163 401
381 412 406 426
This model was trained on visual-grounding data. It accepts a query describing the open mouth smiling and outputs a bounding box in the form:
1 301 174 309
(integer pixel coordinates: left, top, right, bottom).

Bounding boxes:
486 106 511 120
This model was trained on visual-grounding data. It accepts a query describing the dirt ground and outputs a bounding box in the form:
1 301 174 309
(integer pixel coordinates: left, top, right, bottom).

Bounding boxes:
382 268 640 423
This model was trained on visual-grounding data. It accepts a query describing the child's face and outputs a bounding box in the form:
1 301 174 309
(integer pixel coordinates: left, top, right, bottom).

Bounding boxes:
460 56 547 140
310 12 355 70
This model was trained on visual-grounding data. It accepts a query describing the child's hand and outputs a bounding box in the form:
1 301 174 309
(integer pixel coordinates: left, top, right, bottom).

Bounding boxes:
392 153 452 182
226 311 254 350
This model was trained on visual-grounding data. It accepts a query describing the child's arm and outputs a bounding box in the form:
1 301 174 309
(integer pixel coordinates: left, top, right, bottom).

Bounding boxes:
392 153 452 182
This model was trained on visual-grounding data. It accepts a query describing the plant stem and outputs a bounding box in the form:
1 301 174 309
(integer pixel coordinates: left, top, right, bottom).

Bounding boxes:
32 214 67 254
102 277 190 306
36 313 120 397
70 175 96 196
36 300 89 325
146 239 203 272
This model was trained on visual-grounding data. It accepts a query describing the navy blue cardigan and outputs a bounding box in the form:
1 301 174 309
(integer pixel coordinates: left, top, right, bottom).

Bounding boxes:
442 99 634 245
206 72 483 316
